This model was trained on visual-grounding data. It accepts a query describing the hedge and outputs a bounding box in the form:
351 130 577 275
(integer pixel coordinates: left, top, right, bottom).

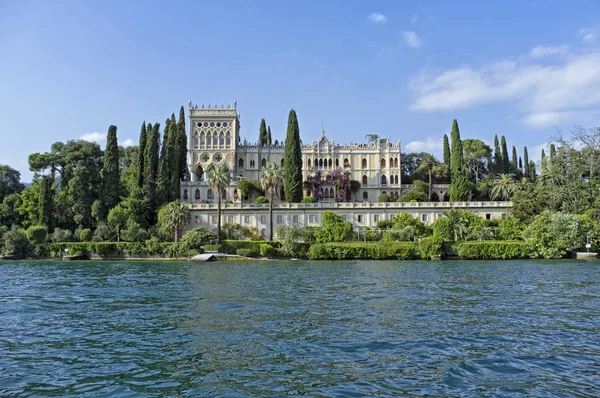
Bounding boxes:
37 242 202 258
236 247 260 257
260 243 277 257
455 241 533 260
220 240 280 255
308 242 420 260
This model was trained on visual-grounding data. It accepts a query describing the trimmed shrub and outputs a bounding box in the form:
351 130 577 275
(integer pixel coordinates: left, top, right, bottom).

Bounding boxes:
301 196 316 203
182 227 218 248
26 226 47 243
418 236 443 259
204 244 222 252
37 241 200 258
378 194 390 202
79 229 93 242
236 247 259 257
308 242 419 260
51 228 73 243
2 227 30 256
220 240 280 255
456 241 532 260
254 196 269 204
260 243 276 257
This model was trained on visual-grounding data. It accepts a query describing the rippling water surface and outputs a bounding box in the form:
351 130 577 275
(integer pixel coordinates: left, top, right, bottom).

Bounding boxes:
1 260 599 397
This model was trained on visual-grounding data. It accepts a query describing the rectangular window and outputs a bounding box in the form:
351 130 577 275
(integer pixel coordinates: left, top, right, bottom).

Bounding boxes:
357 215 363 223
277 215 283 224
244 215 250 224
309 215 316 223
260 215 267 224
486 213 491 220
292 215 299 224
421 214 428 222
211 216 217 224
227 215 234 224
373 215 379 222
195 216 200 224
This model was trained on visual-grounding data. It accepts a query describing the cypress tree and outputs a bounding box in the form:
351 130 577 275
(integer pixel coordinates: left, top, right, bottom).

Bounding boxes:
529 161 536 180
166 120 180 201
157 118 171 206
492 134 502 175
501 136 510 173
177 106 188 182
523 146 529 178
443 133 451 169
511 146 517 169
267 126 272 146
449 119 470 201
137 122 147 188
39 175 54 229
550 143 556 159
144 123 160 213
259 119 267 146
284 109 303 202
518 156 523 172
102 125 121 213
541 149 547 174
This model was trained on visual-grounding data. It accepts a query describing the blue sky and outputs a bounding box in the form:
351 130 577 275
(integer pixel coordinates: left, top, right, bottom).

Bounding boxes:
2 0 600 181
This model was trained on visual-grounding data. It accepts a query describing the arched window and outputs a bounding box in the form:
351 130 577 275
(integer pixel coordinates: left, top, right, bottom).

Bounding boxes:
395 175 399 184
395 191 399 198
219 134 225 146
308 158 312 168
226 133 231 146
335 159 339 167
200 133 205 146
234 189 239 200
324 188 329 198
213 133 218 146
362 175 368 185
394 158 399 168
328 159 332 168
363 191 368 200
250 159 255 168
207 189 214 200
382 191 387 195
343 158 350 168
362 158 367 168
262 158 267 168
319 159 323 167
330 188 334 199
183 189 188 200
194 133 199 148
381 175 387 185
222 190 226 200
381 158 386 168
281 158 284 167
195 189 200 200
238 158 244 168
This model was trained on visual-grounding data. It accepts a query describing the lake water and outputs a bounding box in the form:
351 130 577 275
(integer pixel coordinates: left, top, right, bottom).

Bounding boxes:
1 260 599 397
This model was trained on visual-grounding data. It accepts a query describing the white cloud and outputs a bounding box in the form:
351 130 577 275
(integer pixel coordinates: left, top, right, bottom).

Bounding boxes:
530 44 569 58
405 137 442 155
408 47 600 128
402 31 421 48
579 28 596 43
123 139 135 147
368 13 387 24
80 132 106 144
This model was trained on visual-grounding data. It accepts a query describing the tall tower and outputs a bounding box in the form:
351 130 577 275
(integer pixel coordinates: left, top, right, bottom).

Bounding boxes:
187 101 240 181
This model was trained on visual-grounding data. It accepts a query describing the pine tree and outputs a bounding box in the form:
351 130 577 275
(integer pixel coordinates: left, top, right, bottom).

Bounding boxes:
449 119 470 201
102 125 120 213
284 109 303 202
541 149 547 174
144 123 160 213
523 146 529 178
177 106 188 182
137 122 147 188
267 126 272 146
259 119 267 146
511 146 517 169
492 134 502 175
501 136 510 173
39 175 54 229
443 133 451 169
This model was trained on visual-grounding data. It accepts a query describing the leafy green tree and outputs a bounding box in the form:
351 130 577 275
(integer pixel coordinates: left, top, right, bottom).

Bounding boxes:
0 165 25 202
443 133 451 170
26 225 47 243
0 194 23 227
144 123 160 214
259 118 268 146
440 208 468 241
107 204 128 242
498 215 525 240
449 119 470 201
158 200 191 242
501 136 510 173
70 155 102 228
182 227 218 248
463 139 491 183
38 175 54 229
417 154 440 200
490 173 516 201
391 212 430 237
260 163 283 241
2 227 29 256
101 125 121 215
523 211 588 258
207 163 231 243
314 211 355 243
276 225 304 257
378 193 390 202
137 122 147 188
284 109 303 202
401 152 428 182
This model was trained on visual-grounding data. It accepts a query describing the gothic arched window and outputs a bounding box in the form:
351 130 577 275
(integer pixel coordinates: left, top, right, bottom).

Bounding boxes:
195 189 200 200
213 133 218 146
262 158 267 168
343 158 350 168
200 133 205 146
363 191 368 200
220 134 225 146
183 189 188 200
362 158 367 168
381 158 386 168
194 133 199 148
362 175 368 185
238 158 244 168
308 158 312 168
226 133 231 146
207 189 214 200
381 175 387 185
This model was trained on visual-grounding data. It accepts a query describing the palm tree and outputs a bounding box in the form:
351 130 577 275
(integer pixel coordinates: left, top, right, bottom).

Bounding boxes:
417 154 440 201
260 163 283 241
443 208 468 241
490 173 516 201
207 163 231 243
158 200 191 242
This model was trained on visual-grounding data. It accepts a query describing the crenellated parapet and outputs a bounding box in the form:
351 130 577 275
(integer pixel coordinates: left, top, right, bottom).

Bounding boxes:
188 100 239 117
